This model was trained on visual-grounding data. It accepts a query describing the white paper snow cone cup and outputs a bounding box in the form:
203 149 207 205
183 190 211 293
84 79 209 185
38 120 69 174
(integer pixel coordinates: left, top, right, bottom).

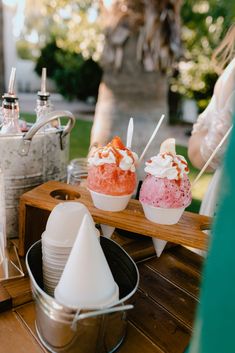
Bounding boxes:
141 203 185 225
152 238 167 258
43 202 94 247
141 203 185 257
54 214 119 309
88 189 132 212
101 224 115 239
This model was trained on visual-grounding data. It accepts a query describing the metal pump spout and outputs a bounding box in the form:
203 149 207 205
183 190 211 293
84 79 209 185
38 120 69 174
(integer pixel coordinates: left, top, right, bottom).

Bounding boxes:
37 68 50 100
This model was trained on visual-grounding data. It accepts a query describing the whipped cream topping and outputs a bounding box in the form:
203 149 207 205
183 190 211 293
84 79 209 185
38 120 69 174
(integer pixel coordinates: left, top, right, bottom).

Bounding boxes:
88 146 138 172
145 152 189 180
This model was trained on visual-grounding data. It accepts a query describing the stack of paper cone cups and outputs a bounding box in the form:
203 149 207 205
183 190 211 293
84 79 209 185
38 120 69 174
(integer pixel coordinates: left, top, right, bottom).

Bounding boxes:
55 215 119 309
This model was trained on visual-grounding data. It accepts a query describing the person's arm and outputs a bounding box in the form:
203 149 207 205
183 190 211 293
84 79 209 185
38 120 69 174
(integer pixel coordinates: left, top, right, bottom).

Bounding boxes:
188 130 214 171
188 58 235 172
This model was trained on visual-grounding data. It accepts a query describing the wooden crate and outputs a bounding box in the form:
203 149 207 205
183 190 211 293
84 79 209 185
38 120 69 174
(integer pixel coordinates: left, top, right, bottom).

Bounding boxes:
18 181 211 257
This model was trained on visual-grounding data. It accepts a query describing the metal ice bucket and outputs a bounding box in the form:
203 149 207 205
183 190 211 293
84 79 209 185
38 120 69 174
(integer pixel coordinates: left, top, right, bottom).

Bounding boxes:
0 110 75 238
26 237 139 353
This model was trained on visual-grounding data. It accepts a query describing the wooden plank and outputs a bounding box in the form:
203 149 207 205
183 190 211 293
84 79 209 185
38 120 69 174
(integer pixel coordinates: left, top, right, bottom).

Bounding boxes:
2 277 32 307
19 181 211 256
0 283 12 312
116 322 163 353
122 238 156 261
166 246 204 274
112 230 156 261
15 302 48 352
146 254 202 298
128 291 191 353
15 302 37 335
0 310 45 353
24 206 50 255
138 263 198 328
19 205 50 257
16 302 162 353
18 197 27 258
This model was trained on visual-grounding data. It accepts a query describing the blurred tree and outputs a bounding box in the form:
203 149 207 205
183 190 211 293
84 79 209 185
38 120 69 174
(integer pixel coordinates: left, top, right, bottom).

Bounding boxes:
35 40 102 100
171 0 235 112
90 0 182 160
19 0 103 61
19 0 235 138
19 0 103 100
18 0 235 112
21 0 182 157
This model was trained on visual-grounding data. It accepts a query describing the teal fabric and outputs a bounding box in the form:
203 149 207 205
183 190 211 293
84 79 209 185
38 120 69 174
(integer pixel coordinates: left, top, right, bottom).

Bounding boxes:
188 114 235 353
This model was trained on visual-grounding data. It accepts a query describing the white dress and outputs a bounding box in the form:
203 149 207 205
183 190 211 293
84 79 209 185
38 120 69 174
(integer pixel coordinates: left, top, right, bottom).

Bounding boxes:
192 57 235 217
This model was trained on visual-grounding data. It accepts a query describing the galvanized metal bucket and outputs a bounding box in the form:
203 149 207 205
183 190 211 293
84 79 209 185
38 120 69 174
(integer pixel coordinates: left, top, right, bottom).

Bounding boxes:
0 110 75 238
26 237 139 353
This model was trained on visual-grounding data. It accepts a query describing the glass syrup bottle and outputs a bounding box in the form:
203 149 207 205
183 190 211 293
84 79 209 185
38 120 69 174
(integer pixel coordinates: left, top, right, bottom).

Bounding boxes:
35 68 60 130
0 68 21 135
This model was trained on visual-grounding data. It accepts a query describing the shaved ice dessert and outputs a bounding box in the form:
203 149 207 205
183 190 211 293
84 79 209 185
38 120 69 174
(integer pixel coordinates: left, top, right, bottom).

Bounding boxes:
140 138 192 224
87 136 138 211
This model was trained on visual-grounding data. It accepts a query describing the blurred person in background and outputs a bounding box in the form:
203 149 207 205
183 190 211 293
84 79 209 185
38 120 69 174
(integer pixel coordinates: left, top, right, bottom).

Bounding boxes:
188 24 235 217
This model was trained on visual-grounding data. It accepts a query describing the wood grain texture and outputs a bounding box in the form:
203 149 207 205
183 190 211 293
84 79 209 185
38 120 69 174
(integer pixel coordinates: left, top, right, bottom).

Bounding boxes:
128 291 191 353
2 277 32 307
0 310 45 353
15 301 48 353
0 283 12 312
120 322 164 353
138 264 198 328
166 246 204 274
19 181 211 256
146 254 202 298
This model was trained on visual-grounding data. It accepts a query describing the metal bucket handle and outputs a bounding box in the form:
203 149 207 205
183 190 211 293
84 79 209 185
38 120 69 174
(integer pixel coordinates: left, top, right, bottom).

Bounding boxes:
71 304 133 330
18 110 75 156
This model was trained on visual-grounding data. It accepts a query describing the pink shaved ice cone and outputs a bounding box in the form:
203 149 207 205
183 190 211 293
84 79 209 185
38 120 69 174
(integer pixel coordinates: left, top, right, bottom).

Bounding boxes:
140 174 191 209
140 174 191 225
140 138 192 258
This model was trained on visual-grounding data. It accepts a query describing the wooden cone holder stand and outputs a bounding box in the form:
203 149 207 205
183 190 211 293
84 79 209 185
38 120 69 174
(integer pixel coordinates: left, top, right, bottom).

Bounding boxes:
18 181 211 257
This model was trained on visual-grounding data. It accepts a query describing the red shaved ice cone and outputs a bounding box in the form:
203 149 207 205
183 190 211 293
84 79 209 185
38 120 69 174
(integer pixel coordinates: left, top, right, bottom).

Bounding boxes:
87 136 138 211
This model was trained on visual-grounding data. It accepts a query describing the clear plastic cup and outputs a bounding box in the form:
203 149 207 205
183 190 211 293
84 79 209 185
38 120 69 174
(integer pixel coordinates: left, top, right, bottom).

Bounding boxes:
67 158 88 186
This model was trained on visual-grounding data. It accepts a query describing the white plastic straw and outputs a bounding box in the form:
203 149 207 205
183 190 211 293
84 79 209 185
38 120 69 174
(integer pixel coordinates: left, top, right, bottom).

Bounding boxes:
126 117 134 149
192 125 233 187
139 114 165 163
8 67 16 94
41 68 47 94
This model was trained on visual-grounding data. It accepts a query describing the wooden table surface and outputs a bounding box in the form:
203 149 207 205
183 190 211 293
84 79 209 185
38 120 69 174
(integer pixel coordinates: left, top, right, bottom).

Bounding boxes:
0 232 203 353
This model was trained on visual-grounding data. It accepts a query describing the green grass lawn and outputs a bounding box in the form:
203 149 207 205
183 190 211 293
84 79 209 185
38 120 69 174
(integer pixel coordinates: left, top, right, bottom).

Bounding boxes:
22 113 212 213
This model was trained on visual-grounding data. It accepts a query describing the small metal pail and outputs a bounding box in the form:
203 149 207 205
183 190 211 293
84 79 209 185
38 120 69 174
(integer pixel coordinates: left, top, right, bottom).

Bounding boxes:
26 237 139 353
0 110 75 238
